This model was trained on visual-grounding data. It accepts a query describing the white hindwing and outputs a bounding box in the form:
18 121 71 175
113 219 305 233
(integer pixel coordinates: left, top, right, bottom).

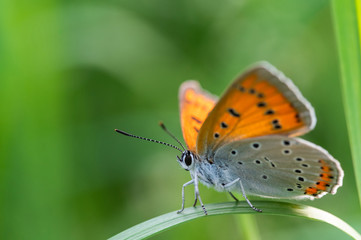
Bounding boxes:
208 136 343 199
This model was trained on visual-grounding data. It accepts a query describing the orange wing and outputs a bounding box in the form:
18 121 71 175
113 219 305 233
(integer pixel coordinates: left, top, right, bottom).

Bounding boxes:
196 62 316 157
179 81 218 152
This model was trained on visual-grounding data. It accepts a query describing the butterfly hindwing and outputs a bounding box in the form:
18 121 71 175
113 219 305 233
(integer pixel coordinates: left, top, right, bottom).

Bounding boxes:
213 136 343 199
196 62 316 157
179 80 218 151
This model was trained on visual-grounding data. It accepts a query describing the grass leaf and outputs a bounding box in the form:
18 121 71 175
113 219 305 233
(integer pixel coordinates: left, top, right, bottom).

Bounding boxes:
332 0 361 208
108 201 361 240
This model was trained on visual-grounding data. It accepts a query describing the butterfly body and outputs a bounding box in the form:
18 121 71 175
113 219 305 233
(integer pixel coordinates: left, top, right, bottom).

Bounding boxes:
191 155 234 192
176 62 343 214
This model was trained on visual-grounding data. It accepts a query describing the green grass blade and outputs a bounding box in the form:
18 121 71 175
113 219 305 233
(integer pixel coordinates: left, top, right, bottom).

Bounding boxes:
108 201 361 240
332 0 361 208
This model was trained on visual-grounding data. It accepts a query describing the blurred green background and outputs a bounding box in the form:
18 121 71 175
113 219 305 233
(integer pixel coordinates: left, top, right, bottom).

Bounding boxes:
1 0 360 239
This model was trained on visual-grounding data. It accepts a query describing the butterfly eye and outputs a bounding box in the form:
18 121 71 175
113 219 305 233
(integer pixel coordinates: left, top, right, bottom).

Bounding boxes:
184 154 193 166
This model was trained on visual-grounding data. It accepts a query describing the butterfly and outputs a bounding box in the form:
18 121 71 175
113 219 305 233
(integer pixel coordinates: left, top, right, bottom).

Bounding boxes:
117 62 344 214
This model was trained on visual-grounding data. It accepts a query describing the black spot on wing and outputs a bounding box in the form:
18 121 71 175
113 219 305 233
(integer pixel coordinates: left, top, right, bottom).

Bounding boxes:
228 108 240 117
265 109 275 115
257 102 266 107
283 149 291 155
191 116 202 124
220 122 228 128
251 143 260 149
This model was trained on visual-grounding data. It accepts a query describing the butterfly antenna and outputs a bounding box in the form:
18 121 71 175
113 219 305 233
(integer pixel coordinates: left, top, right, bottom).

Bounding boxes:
115 129 183 153
159 122 186 151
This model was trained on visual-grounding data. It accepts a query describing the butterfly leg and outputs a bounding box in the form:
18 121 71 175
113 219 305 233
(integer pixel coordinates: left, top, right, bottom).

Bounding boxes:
238 179 262 213
228 192 239 202
177 179 194 214
192 193 197 207
193 174 208 215
224 178 262 213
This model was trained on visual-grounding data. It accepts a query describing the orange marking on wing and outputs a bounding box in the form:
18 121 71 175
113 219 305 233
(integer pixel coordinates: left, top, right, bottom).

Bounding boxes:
179 81 217 151
321 166 333 172
196 66 311 155
241 73 257 88
255 81 278 97
305 159 337 194
304 187 318 195
315 181 328 191
185 89 196 102
234 112 302 139
319 159 334 173
320 173 334 182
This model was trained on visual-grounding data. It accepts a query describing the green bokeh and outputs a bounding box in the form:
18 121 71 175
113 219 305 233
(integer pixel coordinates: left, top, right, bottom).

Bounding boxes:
0 0 359 239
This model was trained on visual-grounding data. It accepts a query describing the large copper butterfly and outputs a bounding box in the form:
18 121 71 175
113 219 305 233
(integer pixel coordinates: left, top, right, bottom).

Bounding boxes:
117 62 344 214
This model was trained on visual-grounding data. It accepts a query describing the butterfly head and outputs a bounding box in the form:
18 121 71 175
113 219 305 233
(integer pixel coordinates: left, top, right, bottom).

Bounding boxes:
178 150 196 171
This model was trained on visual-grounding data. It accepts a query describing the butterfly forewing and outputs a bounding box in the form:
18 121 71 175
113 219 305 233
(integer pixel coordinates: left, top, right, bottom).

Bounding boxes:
179 80 218 151
196 62 316 157
213 136 343 199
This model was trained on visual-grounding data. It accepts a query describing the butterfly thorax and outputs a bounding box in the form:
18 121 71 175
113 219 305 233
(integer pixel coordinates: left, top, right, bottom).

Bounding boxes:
192 155 237 192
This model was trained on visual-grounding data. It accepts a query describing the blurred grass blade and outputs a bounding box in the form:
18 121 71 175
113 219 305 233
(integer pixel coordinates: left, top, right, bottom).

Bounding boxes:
226 193 261 240
108 201 361 240
236 215 260 240
332 0 361 208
